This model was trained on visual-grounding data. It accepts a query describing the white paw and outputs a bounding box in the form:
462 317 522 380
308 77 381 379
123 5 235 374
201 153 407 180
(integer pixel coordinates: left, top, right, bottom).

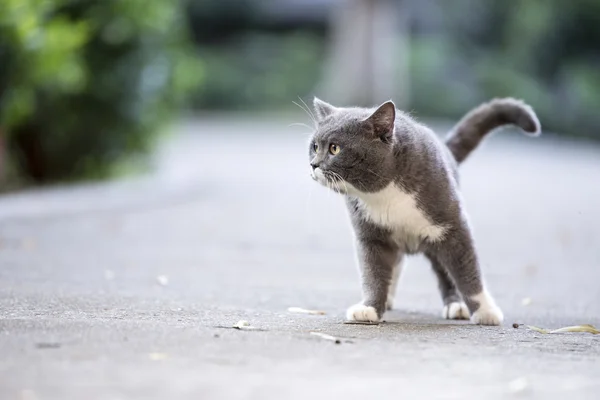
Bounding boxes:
346 303 380 322
442 301 470 320
471 305 504 326
469 289 504 326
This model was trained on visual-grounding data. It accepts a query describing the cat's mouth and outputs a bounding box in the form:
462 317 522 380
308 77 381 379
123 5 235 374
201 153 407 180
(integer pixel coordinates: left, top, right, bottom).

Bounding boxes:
311 167 348 194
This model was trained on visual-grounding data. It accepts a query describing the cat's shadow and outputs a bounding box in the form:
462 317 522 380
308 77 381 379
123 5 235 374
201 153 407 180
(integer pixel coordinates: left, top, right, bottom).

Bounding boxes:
337 309 474 334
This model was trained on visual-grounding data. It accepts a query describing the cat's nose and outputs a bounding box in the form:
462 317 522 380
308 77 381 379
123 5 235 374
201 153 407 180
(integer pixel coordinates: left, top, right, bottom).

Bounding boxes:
310 162 319 170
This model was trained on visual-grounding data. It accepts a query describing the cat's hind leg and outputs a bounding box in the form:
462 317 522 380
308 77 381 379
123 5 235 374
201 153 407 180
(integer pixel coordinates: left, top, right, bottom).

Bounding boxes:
386 253 406 311
430 224 503 326
426 252 469 319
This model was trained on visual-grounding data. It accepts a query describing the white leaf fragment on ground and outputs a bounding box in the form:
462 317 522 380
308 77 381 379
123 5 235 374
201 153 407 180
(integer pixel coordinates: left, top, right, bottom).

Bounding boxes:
521 297 532 306
310 332 341 344
233 320 250 329
287 307 326 315
156 275 169 286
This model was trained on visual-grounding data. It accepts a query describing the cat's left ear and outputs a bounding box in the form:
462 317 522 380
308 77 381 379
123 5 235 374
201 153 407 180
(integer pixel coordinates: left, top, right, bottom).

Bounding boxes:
365 101 396 142
313 97 338 122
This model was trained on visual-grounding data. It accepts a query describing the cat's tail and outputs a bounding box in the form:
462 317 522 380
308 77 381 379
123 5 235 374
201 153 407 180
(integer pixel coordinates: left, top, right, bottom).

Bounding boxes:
445 98 541 164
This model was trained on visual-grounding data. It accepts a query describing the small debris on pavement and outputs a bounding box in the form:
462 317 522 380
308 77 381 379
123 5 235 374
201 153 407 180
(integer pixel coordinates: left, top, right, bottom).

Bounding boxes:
104 269 115 280
233 320 250 329
521 297 532 306
310 332 342 344
156 275 169 286
212 320 267 332
343 320 380 325
231 320 264 331
148 352 168 361
508 377 529 394
512 323 520 329
521 324 600 334
287 307 326 315
35 342 61 349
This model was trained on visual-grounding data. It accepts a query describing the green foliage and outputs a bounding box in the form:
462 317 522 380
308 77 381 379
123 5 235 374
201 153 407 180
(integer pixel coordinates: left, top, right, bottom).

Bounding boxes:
191 32 324 111
0 0 201 183
187 0 600 139
430 0 600 139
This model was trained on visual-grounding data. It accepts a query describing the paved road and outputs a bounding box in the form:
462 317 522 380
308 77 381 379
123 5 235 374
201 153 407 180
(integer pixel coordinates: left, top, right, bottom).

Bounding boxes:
1 116 599 400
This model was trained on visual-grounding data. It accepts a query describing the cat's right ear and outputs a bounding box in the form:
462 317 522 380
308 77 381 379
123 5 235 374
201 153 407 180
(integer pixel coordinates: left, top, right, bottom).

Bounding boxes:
313 97 337 122
365 101 396 142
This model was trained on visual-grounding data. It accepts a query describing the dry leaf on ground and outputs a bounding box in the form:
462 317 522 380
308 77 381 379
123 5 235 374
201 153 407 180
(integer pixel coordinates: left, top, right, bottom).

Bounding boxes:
526 325 550 334
343 320 380 325
287 307 326 315
549 324 600 334
525 324 599 335
310 332 342 344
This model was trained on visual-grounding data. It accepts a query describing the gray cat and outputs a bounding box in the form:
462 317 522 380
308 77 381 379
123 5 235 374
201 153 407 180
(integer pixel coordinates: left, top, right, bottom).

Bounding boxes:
308 97 540 325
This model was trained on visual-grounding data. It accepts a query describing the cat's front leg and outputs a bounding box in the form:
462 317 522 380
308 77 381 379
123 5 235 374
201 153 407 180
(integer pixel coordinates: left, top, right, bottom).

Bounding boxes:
346 238 399 322
386 253 405 310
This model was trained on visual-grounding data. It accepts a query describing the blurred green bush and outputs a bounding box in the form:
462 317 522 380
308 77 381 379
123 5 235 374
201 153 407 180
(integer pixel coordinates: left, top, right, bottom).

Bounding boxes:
0 0 201 185
191 32 323 111
185 0 600 140
185 0 325 111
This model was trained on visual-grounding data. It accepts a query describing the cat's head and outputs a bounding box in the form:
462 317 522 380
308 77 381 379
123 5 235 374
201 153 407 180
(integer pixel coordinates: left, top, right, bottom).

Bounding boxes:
308 97 396 195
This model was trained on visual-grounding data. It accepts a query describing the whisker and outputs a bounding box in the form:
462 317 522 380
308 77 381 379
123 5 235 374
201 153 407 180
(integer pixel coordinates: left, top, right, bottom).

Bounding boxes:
366 168 385 179
354 178 366 192
298 96 318 124
332 172 349 194
292 101 317 128
325 171 347 195
326 171 339 193
329 174 340 193
288 122 315 131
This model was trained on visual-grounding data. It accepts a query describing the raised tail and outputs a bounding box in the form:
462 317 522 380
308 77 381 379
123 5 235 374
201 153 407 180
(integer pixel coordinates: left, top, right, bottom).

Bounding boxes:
445 98 541 164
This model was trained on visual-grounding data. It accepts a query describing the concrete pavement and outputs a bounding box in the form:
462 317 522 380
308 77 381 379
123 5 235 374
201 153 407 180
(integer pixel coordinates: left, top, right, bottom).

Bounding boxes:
0 115 599 399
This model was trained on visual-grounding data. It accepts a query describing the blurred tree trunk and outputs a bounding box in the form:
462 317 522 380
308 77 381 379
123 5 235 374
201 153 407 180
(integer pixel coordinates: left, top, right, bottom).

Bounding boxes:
319 0 409 108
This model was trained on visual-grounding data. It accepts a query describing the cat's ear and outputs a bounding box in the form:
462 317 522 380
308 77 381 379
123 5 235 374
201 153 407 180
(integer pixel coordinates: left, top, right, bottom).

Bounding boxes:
365 101 396 142
313 97 337 121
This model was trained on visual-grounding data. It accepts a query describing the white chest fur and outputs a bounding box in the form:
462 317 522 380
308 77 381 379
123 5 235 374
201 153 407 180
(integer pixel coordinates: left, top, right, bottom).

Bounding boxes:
355 183 446 245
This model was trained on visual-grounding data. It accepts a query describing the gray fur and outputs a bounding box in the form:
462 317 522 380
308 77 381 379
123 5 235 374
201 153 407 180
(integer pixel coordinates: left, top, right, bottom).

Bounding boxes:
446 98 541 164
308 97 540 324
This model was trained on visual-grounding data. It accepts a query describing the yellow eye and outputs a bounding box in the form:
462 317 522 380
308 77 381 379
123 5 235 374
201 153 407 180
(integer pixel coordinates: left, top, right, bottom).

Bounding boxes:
329 144 340 155
313 142 318 152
